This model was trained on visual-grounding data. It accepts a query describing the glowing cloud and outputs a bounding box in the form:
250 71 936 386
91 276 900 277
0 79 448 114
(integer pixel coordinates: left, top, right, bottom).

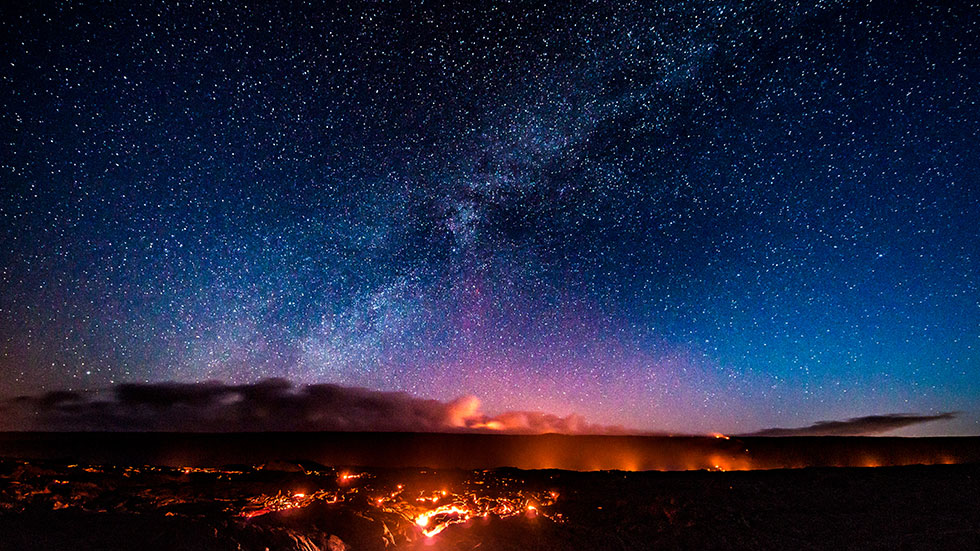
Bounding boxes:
0 379 631 434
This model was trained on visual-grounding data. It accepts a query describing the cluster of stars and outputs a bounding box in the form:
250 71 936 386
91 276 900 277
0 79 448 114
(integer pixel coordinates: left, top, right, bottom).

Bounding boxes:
1 0 977 434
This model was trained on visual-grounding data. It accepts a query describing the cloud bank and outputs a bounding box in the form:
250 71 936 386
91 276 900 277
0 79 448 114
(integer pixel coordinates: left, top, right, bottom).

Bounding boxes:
745 412 957 436
0 379 630 434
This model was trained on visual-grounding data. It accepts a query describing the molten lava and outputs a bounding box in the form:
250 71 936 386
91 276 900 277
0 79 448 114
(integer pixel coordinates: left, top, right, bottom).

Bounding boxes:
367 471 561 540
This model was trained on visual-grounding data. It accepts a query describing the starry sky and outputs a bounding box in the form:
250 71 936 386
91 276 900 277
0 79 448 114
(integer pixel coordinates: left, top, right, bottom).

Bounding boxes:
2 0 978 435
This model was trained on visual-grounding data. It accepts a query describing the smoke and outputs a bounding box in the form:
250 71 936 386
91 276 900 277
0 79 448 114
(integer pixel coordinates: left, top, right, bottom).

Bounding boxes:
745 412 957 437
0 379 630 434
447 395 482 428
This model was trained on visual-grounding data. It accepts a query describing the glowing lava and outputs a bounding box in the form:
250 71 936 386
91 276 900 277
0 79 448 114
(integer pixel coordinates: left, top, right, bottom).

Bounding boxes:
240 489 341 518
414 504 471 537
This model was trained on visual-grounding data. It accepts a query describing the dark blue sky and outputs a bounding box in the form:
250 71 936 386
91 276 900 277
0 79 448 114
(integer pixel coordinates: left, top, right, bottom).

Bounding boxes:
2 0 978 434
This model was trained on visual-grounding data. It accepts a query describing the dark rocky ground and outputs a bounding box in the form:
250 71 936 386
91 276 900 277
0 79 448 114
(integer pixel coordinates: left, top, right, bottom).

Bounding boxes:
1 457 979 550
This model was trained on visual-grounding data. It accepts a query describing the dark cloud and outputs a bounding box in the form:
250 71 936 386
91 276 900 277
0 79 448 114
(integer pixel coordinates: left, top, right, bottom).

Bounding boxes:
745 412 957 437
0 379 630 434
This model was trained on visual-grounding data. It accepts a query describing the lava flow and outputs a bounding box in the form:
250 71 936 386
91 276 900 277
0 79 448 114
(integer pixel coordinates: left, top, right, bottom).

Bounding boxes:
4 455 980 551
239 489 340 519
369 470 560 539
235 469 561 539
0 457 564 547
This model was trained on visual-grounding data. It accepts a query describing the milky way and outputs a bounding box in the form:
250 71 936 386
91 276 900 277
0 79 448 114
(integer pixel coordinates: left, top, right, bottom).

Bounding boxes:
1 0 978 434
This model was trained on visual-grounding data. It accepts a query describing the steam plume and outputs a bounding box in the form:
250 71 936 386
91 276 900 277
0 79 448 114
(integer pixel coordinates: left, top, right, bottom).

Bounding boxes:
0 379 629 434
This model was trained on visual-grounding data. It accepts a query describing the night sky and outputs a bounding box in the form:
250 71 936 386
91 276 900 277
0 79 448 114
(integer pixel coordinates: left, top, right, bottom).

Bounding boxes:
2 0 978 435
